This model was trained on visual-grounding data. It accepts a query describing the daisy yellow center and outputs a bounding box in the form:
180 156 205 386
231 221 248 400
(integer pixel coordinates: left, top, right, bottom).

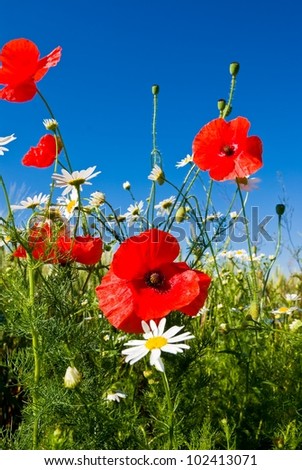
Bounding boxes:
145 336 168 350
67 200 76 213
221 144 235 156
71 178 86 186
145 271 165 288
278 307 289 313
132 208 140 216
162 201 172 209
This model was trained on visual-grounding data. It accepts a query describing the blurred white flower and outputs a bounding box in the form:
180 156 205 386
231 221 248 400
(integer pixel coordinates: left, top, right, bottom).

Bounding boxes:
124 201 144 226
43 118 58 131
0 134 16 156
154 196 176 216
237 177 261 192
285 294 301 302
89 191 105 207
11 193 49 210
176 154 193 168
123 181 131 190
106 391 127 403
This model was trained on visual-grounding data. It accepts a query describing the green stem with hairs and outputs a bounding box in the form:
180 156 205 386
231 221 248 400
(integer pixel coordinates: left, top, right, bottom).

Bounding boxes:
37 89 73 173
161 371 175 450
28 259 41 449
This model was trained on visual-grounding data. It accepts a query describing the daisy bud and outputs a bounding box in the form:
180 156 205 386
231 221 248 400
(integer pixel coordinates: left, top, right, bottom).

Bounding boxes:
275 204 285 216
152 84 160 95
64 366 82 389
123 181 131 190
229 62 240 77
217 99 226 111
175 206 187 223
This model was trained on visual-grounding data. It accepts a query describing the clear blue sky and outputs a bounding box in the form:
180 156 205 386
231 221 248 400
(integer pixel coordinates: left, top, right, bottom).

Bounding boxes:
0 0 301 272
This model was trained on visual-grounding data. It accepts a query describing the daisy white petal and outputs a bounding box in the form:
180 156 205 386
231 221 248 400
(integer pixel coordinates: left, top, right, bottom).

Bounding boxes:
0 134 16 156
176 154 193 168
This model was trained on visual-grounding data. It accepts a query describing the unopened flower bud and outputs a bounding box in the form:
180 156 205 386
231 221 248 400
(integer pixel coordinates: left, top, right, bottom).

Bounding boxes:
275 204 285 216
64 366 82 389
123 181 131 190
249 301 259 321
229 62 240 76
175 207 187 223
152 84 160 95
217 99 226 111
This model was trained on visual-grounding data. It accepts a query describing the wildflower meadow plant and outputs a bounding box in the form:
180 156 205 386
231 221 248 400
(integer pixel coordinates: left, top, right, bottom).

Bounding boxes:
1 39 302 451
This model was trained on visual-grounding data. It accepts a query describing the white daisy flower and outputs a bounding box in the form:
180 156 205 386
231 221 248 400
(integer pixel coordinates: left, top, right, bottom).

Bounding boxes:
154 196 176 216
10 193 49 210
285 294 301 302
148 164 165 184
176 154 193 168
236 177 260 192
89 191 105 207
271 306 299 316
105 391 127 402
43 118 58 131
0 134 17 156
122 318 194 373
124 201 144 226
52 166 101 196
57 187 79 219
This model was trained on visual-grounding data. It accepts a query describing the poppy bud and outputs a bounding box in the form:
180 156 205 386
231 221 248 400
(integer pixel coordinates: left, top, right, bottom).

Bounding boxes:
64 366 82 389
249 301 259 321
217 99 226 111
275 204 285 216
152 84 160 95
175 207 187 223
229 62 240 76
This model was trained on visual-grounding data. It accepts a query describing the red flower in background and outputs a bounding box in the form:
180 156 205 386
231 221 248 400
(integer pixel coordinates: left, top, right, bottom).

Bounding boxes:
192 117 263 181
57 235 103 265
22 134 62 168
0 38 61 102
96 228 211 333
13 222 67 264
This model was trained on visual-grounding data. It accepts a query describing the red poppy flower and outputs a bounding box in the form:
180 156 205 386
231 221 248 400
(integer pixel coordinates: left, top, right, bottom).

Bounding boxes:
192 117 263 181
57 235 103 265
13 222 68 264
0 38 61 102
96 228 211 333
22 134 62 168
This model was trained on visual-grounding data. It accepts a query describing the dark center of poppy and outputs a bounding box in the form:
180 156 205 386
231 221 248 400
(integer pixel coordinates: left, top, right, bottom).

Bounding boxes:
145 271 165 288
221 144 235 156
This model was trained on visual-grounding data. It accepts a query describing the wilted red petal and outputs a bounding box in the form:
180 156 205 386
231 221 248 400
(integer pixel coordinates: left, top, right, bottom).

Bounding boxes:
112 228 180 280
96 270 142 333
22 134 61 168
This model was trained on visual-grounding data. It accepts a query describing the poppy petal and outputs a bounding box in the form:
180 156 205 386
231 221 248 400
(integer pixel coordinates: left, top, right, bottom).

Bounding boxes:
112 228 180 280
96 270 142 333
